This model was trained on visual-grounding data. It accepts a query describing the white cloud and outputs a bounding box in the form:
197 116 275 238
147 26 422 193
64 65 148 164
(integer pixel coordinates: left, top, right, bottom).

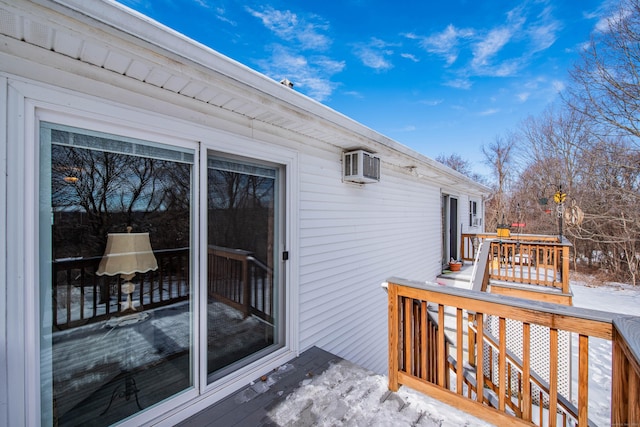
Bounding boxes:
400 53 419 62
353 38 396 71
244 6 345 101
528 21 561 52
257 45 344 102
444 78 472 90
343 90 364 98
582 0 623 33
517 92 530 102
552 80 565 92
471 27 512 69
419 24 474 66
478 108 499 116
246 6 331 50
193 0 212 9
215 6 237 26
411 2 564 83
419 99 444 106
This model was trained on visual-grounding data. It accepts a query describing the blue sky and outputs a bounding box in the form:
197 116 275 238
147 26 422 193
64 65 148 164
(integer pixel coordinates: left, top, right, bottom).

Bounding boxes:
119 0 614 177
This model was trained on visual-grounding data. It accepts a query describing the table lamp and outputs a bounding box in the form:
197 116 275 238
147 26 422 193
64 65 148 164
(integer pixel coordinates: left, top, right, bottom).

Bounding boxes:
96 227 158 312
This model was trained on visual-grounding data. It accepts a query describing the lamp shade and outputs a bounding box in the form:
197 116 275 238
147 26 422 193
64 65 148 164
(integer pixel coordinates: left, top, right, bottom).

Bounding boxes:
96 232 158 276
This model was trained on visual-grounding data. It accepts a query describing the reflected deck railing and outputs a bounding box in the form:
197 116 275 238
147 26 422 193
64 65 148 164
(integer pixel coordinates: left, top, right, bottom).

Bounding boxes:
52 245 272 330
387 277 640 427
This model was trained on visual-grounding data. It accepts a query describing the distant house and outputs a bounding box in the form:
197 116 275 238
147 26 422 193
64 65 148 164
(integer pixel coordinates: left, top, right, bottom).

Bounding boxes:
0 1 489 425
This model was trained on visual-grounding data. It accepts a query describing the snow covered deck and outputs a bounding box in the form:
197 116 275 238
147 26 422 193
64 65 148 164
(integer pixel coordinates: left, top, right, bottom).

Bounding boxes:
177 346 492 427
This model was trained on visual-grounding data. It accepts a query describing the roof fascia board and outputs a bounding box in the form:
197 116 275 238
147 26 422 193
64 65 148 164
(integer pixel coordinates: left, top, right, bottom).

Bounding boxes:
15 0 490 194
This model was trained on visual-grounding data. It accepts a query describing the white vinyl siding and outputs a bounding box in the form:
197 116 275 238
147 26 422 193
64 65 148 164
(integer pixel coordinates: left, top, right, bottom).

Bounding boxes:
297 148 442 374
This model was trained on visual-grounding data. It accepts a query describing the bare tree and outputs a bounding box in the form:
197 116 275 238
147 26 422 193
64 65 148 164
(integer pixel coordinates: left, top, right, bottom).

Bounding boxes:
435 153 486 184
566 0 640 144
558 0 640 284
481 134 516 231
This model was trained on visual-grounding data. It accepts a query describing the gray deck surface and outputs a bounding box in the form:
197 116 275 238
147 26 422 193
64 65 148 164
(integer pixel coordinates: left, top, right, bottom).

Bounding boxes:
176 346 340 427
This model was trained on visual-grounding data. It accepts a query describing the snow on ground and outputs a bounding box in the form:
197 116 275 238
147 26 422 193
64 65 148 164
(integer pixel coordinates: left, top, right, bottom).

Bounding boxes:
570 277 640 427
269 277 639 427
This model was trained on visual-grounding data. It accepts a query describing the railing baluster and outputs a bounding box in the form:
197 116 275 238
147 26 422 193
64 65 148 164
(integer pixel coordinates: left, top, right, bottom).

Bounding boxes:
438 304 446 388
499 317 506 411
549 328 559 427
508 364 512 406
476 312 484 404
578 334 589 426
457 308 463 395
413 302 420 377
420 301 427 380
539 390 544 425
404 297 412 375
432 313 438 382
522 322 532 422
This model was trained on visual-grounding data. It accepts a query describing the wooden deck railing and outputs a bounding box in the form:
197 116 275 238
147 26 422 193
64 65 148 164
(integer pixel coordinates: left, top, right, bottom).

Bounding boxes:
461 233 561 263
461 233 571 299
387 277 640 427
53 245 274 330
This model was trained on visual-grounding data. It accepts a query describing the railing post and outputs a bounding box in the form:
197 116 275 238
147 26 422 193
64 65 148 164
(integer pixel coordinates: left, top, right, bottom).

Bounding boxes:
611 317 640 426
388 282 399 391
612 331 629 425
561 244 570 294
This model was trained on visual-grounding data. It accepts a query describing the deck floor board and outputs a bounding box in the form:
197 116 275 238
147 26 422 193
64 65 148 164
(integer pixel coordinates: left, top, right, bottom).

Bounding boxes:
176 346 340 426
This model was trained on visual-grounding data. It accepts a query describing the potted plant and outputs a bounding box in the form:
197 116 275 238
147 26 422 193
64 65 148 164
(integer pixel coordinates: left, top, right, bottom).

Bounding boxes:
448 259 462 271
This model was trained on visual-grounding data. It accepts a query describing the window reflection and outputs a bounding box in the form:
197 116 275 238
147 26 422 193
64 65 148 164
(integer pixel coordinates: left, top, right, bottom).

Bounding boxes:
206 157 279 379
41 123 193 427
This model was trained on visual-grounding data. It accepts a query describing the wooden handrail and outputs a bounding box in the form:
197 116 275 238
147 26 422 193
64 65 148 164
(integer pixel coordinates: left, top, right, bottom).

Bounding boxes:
387 277 637 427
461 233 572 301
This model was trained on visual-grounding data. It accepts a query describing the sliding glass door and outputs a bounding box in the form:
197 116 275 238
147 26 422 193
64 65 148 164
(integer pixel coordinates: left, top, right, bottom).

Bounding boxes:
206 155 283 381
39 123 195 426
38 122 286 425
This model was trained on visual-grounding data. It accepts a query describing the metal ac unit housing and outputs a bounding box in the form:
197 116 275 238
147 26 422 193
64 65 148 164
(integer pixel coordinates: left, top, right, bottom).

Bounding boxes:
342 150 380 183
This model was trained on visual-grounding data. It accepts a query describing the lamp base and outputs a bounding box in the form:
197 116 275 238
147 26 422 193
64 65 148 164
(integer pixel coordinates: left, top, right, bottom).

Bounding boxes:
120 281 140 312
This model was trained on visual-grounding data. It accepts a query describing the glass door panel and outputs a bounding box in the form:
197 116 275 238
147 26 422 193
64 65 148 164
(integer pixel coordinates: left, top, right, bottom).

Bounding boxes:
206 156 281 381
39 123 195 426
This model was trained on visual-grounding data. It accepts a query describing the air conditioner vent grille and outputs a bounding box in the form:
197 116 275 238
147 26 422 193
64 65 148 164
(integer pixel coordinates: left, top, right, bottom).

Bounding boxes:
343 150 380 183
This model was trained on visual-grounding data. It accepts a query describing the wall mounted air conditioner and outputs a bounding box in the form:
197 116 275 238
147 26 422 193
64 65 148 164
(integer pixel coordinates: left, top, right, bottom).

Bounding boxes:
342 150 380 183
